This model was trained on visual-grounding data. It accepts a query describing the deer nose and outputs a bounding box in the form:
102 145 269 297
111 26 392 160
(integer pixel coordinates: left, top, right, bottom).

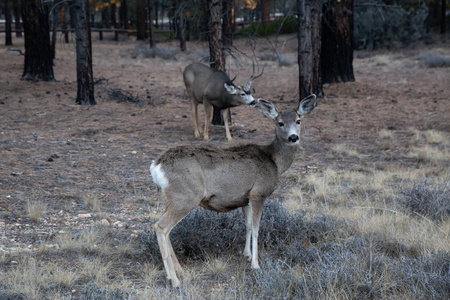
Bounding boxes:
249 100 256 107
288 134 299 142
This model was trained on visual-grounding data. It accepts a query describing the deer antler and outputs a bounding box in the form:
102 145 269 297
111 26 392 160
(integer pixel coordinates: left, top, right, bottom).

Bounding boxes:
243 68 264 90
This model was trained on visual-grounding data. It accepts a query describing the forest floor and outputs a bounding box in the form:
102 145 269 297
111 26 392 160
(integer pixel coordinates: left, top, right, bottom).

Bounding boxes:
0 33 449 299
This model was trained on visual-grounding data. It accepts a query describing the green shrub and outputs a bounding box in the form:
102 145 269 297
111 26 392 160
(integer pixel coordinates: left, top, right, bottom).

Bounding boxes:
237 15 298 37
354 1 429 49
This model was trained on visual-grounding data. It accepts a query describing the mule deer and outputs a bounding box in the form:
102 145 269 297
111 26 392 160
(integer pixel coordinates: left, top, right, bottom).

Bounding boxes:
150 95 317 287
183 62 262 141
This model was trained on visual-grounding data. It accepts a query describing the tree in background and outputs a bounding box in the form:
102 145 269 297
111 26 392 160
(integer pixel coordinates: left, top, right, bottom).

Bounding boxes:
21 0 55 81
148 0 156 48
73 0 95 105
297 0 323 99
205 0 228 126
321 0 355 84
136 0 148 40
13 0 23 37
222 0 234 46
4 0 12 45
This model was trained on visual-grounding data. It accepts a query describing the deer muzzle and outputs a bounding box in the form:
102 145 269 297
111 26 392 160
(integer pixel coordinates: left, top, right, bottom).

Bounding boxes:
288 134 299 143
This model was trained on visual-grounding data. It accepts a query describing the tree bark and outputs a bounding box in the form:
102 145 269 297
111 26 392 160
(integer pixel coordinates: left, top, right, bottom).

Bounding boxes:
222 0 233 46
136 0 148 40
441 0 447 34
13 0 23 37
111 3 117 27
120 0 128 29
148 0 155 48
321 0 355 84
262 0 270 21
21 0 55 81
51 0 59 59
74 0 95 105
297 0 322 99
5 0 13 45
206 0 228 126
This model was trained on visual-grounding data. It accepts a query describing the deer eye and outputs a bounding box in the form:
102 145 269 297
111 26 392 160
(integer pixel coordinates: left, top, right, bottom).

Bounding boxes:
240 92 246 96
278 122 285 127
296 120 301 125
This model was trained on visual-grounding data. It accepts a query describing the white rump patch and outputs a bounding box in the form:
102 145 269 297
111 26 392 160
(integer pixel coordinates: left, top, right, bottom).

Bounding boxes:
150 161 169 191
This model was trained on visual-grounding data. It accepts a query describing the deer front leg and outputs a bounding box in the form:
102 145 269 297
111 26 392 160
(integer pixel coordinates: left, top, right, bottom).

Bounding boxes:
222 108 233 141
242 205 252 260
250 200 263 269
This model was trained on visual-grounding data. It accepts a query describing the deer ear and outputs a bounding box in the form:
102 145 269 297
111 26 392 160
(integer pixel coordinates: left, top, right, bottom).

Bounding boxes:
297 94 317 116
224 83 238 94
258 98 278 119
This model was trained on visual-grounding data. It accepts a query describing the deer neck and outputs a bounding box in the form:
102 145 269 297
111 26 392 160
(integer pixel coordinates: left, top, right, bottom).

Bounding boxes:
263 136 298 176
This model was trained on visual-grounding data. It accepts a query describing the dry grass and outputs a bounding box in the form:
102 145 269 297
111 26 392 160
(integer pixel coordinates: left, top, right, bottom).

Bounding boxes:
26 200 46 223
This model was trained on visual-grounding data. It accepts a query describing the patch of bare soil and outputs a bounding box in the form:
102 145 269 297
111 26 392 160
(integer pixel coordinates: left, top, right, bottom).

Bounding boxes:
0 33 449 294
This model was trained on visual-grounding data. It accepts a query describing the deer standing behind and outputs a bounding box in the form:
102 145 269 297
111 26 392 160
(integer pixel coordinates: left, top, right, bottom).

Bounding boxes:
150 95 317 287
183 62 262 141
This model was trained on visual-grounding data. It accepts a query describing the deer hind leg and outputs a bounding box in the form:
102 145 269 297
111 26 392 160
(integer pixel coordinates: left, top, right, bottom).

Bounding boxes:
222 108 232 141
187 91 202 138
154 205 192 288
242 205 252 260
203 101 213 140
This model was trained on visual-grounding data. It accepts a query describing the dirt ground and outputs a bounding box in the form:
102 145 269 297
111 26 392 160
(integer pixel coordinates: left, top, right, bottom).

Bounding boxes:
0 32 449 260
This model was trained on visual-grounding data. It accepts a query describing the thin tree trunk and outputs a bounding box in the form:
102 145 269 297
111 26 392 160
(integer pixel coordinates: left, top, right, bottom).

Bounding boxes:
136 0 148 40
148 0 155 48
61 6 69 43
154 0 159 27
21 0 55 81
206 0 228 126
222 0 233 46
176 2 186 51
13 0 23 37
262 0 270 21
120 0 128 29
74 0 95 105
5 0 13 45
111 3 117 27
51 0 58 59
441 0 447 34
321 0 355 83
297 0 322 99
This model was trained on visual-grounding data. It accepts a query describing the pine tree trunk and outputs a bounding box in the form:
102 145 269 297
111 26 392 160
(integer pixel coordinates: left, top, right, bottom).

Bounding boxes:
222 0 233 46
13 0 23 37
74 0 95 105
441 0 447 34
297 0 322 99
148 0 155 48
321 0 355 83
5 0 12 46
262 0 270 21
207 0 227 126
21 0 55 81
120 0 128 29
136 0 148 40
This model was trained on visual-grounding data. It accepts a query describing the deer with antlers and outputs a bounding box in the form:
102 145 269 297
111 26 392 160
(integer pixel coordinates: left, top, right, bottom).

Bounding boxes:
183 62 263 141
150 95 317 287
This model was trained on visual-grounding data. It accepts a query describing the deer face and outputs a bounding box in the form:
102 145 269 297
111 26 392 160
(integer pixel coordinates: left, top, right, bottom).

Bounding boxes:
224 83 256 107
258 94 317 145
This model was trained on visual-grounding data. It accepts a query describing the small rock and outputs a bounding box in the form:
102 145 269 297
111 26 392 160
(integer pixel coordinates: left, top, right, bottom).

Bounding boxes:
113 221 123 227
100 219 110 225
77 213 91 218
